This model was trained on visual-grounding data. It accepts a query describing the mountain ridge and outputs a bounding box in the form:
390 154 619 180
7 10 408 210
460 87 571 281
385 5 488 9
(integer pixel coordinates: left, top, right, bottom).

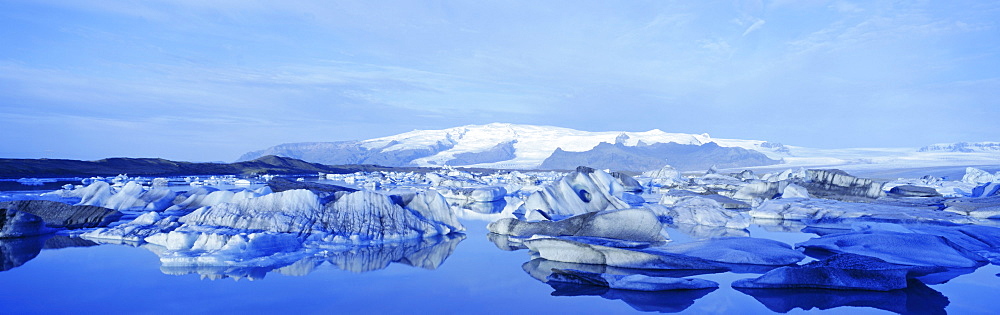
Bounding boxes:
0 155 424 178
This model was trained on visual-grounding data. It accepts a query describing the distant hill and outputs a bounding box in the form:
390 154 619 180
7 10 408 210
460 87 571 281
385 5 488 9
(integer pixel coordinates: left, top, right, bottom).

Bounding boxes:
0 155 414 178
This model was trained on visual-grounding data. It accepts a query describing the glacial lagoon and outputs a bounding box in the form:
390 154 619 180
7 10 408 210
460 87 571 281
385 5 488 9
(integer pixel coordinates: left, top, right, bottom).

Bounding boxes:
2 168 1000 314
2 219 999 314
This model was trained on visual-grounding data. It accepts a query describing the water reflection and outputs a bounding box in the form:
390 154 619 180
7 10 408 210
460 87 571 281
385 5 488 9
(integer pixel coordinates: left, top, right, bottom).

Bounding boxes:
519 258 719 313
522 258 725 282
549 282 717 313
735 279 949 315
0 235 97 272
151 233 466 280
670 224 749 239
0 236 44 271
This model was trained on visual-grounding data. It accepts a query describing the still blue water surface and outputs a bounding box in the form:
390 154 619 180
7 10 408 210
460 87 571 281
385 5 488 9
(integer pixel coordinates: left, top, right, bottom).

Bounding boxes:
2 219 998 314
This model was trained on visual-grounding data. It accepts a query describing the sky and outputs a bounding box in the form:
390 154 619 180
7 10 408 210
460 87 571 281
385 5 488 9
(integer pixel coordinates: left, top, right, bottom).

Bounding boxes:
1 0 998 162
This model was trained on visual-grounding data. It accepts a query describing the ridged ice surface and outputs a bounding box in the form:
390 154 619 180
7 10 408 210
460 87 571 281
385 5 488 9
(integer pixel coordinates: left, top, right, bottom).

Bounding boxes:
520 167 630 218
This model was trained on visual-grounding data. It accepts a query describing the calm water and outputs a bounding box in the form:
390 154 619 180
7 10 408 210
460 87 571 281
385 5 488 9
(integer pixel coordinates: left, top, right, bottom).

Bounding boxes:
2 219 999 314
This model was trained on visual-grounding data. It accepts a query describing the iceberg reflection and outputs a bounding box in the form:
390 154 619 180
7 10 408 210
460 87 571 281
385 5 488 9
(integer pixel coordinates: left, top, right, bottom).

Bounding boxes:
735 279 949 315
0 235 97 272
151 233 465 280
549 282 717 313
520 258 719 313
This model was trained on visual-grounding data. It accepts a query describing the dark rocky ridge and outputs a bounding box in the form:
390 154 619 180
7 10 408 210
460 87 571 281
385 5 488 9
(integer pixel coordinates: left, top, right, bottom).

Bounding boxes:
0 155 431 178
446 140 517 166
540 142 780 172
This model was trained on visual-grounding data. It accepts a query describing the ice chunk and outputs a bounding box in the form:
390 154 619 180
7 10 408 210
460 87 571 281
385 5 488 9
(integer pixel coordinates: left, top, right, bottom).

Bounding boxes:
651 196 751 229
547 268 718 291
733 254 929 291
943 195 1000 219
781 183 810 199
519 166 631 219
972 182 1000 198
179 189 322 233
75 181 113 206
523 238 724 270
175 189 462 243
642 165 685 187
103 181 145 210
81 211 180 243
796 230 989 268
751 198 981 224
488 208 666 242
653 237 804 266
0 200 123 229
887 185 942 197
963 167 1000 184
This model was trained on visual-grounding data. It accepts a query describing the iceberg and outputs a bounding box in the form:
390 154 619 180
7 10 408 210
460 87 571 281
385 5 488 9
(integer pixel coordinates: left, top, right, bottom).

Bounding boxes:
518 166 631 219
963 167 1000 184
651 196 751 229
642 165 685 187
0 200 122 229
943 195 1000 219
732 254 929 291
81 211 180 243
751 198 981 224
523 238 724 270
487 208 666 242
652 237 804 266
177 189 462 242
796 230 989 268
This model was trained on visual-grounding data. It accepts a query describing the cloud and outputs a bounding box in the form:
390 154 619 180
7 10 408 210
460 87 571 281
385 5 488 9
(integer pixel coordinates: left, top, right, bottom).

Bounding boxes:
741 18 767 36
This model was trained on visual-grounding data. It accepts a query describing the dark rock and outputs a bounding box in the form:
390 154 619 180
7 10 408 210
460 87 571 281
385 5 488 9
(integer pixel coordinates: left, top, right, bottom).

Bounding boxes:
447 140 517 165
0 200 123 229
888 185 942 197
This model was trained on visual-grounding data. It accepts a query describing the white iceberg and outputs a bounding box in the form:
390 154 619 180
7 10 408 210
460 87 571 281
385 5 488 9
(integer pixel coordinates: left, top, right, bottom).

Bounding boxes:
488 208 666 242
649 196 751 229
518 167 631 219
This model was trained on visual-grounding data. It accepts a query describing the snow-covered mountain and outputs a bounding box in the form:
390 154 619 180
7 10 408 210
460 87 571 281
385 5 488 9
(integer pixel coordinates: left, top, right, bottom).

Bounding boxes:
240 123 1000 172
239 123 789 170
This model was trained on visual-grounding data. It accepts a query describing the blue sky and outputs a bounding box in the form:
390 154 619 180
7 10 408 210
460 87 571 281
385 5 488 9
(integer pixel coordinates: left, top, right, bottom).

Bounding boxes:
1 0 997 162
